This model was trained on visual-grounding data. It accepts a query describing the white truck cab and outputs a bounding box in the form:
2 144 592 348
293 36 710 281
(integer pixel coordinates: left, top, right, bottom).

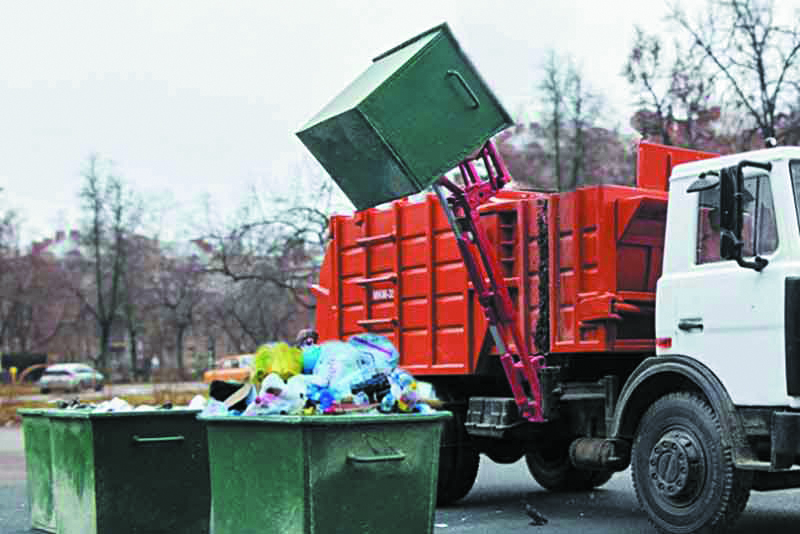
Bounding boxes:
621 147 800 534
658 147 800 408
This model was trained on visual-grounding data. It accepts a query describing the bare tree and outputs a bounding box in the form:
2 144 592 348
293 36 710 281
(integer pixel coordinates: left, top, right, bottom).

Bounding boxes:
565 64 603 189
203 287 249 355
0 207 21 348
0 207 71 353
74 155 142 373
200 187 330 303
541 50 567 190
119 235 160 379
207 275 301 350
668 49 721 149
624 27 676 145
670 0 800 142
0 253 68 353
150 249 206 377
194 165 341 348
539 51 604 191
0 202 17 260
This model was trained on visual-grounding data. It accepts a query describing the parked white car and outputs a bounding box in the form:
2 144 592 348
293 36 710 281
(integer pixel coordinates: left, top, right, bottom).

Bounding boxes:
39 363 105 394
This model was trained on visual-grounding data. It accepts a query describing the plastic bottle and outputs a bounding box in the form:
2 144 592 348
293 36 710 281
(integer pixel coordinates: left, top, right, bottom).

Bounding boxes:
353 391 370 406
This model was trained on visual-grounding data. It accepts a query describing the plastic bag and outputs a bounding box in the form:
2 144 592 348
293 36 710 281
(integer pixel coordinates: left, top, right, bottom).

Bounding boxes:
310 341 373 400
188 395 208 410
259 373 286 395
246 373 308 416
347 334 398 375
301 344 321 374
93 397 132 413
252 342 302 382
200 399 229 417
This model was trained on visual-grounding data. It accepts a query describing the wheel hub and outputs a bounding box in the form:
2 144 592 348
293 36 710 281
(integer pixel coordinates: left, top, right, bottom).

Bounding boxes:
648 431 702 499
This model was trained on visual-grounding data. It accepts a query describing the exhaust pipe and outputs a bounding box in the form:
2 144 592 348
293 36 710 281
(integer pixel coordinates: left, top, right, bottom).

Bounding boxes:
569 438 631 471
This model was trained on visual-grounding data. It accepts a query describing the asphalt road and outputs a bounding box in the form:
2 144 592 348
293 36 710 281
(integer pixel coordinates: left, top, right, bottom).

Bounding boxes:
2 424 800 533
436 458 800 533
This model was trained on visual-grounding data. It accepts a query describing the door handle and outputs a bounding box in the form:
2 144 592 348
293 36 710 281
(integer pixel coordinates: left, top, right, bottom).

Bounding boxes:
678 318 704 332
446 70 481 109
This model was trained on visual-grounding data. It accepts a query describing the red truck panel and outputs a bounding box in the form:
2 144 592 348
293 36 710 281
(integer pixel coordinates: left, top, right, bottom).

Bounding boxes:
548 186 667 354
313 194 480 376
313 143 718 375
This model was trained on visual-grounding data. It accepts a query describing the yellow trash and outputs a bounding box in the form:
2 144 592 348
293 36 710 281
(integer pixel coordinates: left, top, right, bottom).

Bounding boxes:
252 343 302 383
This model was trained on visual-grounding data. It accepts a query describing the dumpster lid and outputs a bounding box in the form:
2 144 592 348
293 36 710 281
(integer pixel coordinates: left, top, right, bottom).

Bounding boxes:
17 408 47 416
198 412 451 426
44 408 202 419
296 22 512 211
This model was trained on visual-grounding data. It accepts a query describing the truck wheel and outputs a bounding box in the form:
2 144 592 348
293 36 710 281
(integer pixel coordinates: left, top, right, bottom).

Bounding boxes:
436 406 479 505
525 439 613 491
631 392 751 534
486 440 525 464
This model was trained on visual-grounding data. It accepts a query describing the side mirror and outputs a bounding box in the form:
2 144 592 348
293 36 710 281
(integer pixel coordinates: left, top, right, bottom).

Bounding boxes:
719 161 772 271
687 171 720 193
719 167 739 260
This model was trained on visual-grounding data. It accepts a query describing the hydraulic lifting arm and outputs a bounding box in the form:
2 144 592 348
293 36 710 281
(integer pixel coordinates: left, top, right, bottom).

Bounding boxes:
433 141 545 422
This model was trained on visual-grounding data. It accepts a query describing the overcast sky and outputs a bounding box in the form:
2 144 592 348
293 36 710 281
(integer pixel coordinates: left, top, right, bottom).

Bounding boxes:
0 1 700 242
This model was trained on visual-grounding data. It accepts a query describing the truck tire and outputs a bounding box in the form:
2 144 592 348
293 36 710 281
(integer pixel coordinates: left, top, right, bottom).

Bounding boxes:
485 440 525 464
436 406 480 505
525 439 613 491
631 392 752 534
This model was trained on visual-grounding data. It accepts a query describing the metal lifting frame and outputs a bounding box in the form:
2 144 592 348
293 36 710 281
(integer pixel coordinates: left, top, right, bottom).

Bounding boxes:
433 141 545 422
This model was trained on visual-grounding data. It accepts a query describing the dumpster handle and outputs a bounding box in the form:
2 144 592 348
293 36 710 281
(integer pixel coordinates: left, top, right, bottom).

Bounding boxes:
446 70 480 109
347 451 406 464
132 435 185 445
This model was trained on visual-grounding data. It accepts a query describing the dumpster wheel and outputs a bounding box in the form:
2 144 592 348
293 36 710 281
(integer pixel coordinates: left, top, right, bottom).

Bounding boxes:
525 438 613 491
436 398 479 505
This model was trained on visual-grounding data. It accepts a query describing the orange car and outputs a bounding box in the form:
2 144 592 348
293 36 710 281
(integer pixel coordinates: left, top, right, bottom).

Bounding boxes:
202 354 253 384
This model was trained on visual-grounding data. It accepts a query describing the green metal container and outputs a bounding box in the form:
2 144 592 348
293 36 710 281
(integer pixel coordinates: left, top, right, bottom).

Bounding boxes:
46 409 210 534
296 23 512 210
19 408 56 533
200 412 450 534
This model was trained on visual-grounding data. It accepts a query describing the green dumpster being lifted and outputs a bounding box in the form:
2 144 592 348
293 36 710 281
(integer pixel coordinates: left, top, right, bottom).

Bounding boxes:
296 22 512 211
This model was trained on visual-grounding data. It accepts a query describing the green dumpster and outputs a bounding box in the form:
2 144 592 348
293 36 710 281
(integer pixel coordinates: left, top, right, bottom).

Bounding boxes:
19 409 56 533
46 409 210 534
296 22 512 210
201 412 450 534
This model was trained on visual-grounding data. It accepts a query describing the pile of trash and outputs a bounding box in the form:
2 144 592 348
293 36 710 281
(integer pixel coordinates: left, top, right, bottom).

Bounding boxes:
202 333 438 417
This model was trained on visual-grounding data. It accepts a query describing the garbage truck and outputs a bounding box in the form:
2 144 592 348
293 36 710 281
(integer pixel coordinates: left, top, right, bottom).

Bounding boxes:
297 22 800 534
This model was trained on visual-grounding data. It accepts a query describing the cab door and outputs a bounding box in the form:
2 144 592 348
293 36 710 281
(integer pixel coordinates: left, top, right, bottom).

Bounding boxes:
669 166 787 406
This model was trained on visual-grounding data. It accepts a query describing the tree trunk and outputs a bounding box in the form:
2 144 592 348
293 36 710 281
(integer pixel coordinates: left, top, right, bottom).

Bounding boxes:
98 322 112 377
129 326 138 381
762 123 776 143
176 326 185 380
659 106 673 146
553 118 562 191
